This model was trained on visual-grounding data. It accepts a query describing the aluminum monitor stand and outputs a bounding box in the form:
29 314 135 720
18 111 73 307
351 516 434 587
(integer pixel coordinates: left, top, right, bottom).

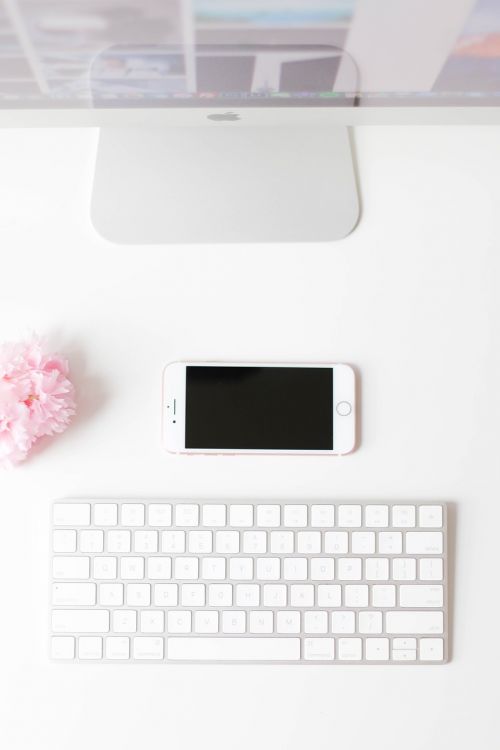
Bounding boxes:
91 122 359 244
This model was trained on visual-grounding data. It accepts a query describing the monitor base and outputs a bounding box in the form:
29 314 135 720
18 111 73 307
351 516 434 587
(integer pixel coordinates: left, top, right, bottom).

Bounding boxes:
91 125 359 244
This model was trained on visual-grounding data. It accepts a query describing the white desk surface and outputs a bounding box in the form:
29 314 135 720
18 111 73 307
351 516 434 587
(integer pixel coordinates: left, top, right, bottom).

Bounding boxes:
1 126 499 749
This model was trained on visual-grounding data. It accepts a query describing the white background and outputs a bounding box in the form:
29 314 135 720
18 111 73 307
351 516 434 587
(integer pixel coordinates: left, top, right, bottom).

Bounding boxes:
0 126 499 749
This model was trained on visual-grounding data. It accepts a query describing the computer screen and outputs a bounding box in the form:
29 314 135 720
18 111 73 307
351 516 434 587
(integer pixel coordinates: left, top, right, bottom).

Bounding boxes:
0 0 499 110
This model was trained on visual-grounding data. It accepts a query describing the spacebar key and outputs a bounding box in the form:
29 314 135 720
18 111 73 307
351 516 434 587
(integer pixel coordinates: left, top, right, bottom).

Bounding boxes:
167 637 300 661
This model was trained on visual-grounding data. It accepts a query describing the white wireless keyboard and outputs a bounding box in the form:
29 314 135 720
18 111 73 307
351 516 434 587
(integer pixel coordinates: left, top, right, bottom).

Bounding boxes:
51 500 448 664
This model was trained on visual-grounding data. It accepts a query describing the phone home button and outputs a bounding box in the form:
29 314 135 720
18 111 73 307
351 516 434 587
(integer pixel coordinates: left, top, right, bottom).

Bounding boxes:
336 401 352 417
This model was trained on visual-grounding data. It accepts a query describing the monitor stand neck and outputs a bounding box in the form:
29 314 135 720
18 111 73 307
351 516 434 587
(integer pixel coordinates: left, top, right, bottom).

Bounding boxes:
91 124 359 244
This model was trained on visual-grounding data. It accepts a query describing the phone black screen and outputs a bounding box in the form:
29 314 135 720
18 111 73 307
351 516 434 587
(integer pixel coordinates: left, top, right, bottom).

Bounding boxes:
185 366 333 450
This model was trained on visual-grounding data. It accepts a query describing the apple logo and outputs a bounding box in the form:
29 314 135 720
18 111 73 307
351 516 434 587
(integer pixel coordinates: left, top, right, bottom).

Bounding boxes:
207 112 241 122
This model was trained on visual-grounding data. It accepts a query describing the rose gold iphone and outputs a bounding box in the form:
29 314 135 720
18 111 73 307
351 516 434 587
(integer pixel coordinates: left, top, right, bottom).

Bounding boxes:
162 362 356 455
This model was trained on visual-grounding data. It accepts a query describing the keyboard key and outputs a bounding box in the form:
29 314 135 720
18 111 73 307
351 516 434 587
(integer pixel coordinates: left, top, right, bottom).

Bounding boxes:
249 611 273 634
304 611 328 634
256 558 280 581
284 505 307 528
188 531 213 554
134 531 158 553
140 610 164 633
351 531 375 554
393 638 417 650
107 530 131 553
276 611 301 633
358 611 382 634
105 636 130 660
290 584 314 607
195 611 219 634
53 503 90 527
174 557 199 580
202 505 226 527
181 584 205 607
208 584 232 607
337 505 362 527
162 530 185 554
79 530 104 553
270 531 294 553
154 584 178 607
419 638 444 661
229 557 253 580
222 611 246 633
317 585 341 607
399 585 443 608
337 558 362 580
392 649 417 661
338 638 362 660
310 505 335 528
297 531 321 553
93 504 118 527
406 532 443 554
52 583 96 606
93 556 117 580
331 611 355 634
51 636 75 660
365 505 389 527
120 557 145 580
126 583 150 606
236 584 259 607
418 506 443 528
147 556 172 580
256 505 280 527
378 531 403 554
112 610 137 633
345 585 369 607
419 558 443 581
392 505 416 528
133 637 164 660
78 636 102 660
167 611 191 634
392 558 416 581
263 584 287 607
52 609 109 633
121 504 145 527
167 637 300 661
242 531 266 554
53 556 90 580
229 505 253 527
201 557 226 580
53 530 77 553
175 504 199 527
365 558 389 581
365 638 389 661
148 504 172 527
324 531 348 554
304 638 335 660
385 611 443 634
310 558 334 581
371 585 396 608
99 583 123 606
284 558 307 581
215 530 239 553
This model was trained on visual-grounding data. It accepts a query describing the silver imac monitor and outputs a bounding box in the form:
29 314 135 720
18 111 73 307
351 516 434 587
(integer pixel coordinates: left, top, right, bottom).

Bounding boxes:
1 0 499 242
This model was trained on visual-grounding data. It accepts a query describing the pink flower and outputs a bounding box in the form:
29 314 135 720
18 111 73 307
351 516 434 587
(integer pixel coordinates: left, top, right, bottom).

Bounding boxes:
0 337 76 468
